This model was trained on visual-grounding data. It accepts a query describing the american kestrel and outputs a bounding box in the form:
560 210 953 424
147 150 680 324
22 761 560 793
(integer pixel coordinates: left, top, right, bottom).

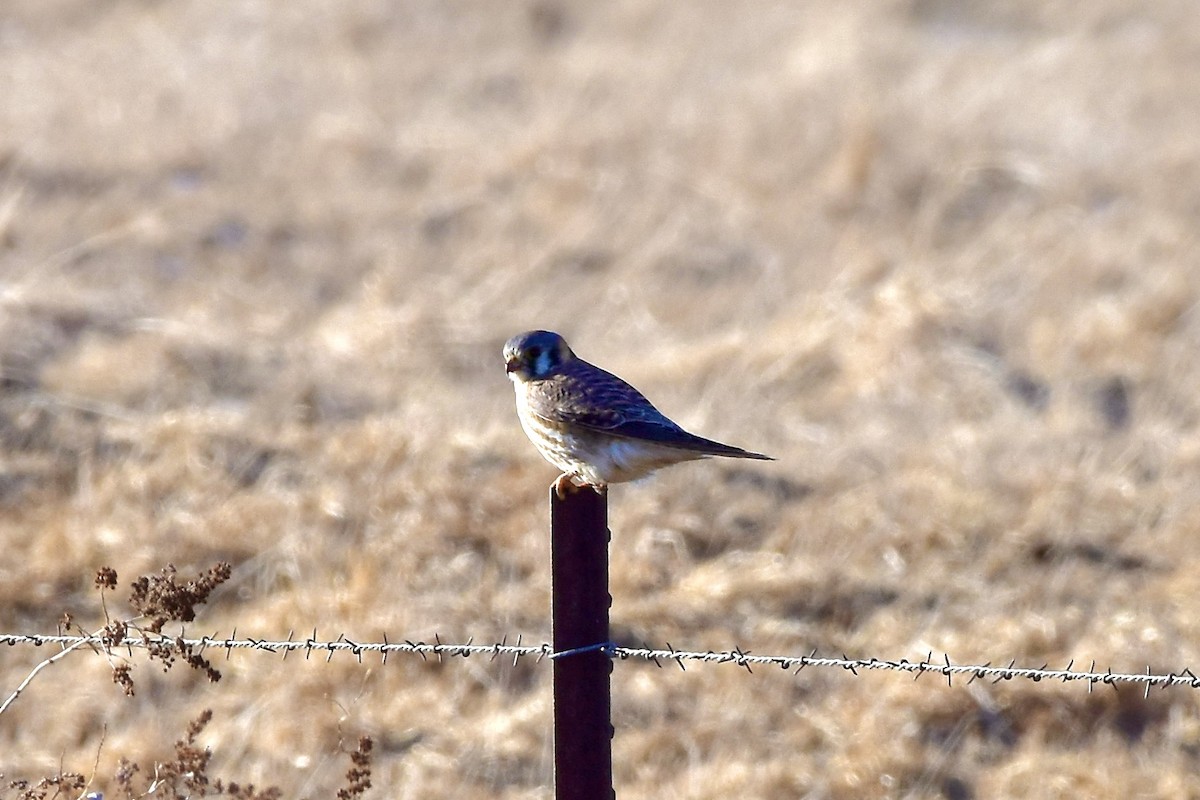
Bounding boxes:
503 330 772 498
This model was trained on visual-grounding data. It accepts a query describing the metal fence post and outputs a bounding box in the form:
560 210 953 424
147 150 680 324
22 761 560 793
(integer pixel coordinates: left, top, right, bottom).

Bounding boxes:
550 485 614 800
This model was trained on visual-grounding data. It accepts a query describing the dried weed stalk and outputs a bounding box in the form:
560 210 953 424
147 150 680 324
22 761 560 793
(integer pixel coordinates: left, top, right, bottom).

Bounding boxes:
3 563 373 798
337 737 374 800
99 562 232 694
110 709 282 800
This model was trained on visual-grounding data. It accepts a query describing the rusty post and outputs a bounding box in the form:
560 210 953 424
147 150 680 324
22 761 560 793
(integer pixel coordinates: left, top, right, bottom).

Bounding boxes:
550 485 614 800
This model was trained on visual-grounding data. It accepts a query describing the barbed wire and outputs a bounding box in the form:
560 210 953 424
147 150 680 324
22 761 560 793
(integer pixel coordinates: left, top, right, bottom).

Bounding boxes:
2 631 1195 696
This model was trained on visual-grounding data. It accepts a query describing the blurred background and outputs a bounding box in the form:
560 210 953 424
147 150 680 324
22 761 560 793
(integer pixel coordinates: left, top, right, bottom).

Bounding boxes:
2 1 1200 797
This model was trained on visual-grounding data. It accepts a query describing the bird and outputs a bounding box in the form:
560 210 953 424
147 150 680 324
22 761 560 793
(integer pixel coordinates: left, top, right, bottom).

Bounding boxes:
503 330 773 498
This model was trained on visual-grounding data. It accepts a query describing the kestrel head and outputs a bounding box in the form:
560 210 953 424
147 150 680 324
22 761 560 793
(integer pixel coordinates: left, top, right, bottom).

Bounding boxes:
504 330 575 382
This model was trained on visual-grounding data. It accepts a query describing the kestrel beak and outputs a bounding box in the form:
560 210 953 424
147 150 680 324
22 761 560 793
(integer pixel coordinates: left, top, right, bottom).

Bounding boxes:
505 356 521 374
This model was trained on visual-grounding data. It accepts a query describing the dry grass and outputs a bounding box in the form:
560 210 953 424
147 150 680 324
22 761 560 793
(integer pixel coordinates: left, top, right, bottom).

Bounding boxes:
3 0 1200 797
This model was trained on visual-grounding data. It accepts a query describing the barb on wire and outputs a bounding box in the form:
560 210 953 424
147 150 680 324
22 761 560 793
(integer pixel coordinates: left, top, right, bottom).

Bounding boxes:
1 632 1197 692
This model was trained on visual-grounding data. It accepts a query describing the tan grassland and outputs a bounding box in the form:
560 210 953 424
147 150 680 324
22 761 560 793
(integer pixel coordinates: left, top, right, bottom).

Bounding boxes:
3 1 1200 797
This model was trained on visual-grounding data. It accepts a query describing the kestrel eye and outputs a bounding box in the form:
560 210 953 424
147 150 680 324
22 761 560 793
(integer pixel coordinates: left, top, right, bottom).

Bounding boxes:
527 346 542 359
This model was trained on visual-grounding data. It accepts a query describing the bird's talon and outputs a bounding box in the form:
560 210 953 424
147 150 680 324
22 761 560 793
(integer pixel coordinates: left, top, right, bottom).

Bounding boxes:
553 473 578 500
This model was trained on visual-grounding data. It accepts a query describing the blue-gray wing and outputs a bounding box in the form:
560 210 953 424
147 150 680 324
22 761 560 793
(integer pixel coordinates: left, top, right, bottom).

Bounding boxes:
525 359 772 459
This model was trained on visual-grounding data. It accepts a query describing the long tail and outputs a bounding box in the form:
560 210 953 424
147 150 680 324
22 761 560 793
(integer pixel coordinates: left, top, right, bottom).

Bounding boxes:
675 432 773 460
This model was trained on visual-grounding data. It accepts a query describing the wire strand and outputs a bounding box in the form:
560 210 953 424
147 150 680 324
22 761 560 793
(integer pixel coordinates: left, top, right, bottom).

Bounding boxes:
1 632 1193 694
